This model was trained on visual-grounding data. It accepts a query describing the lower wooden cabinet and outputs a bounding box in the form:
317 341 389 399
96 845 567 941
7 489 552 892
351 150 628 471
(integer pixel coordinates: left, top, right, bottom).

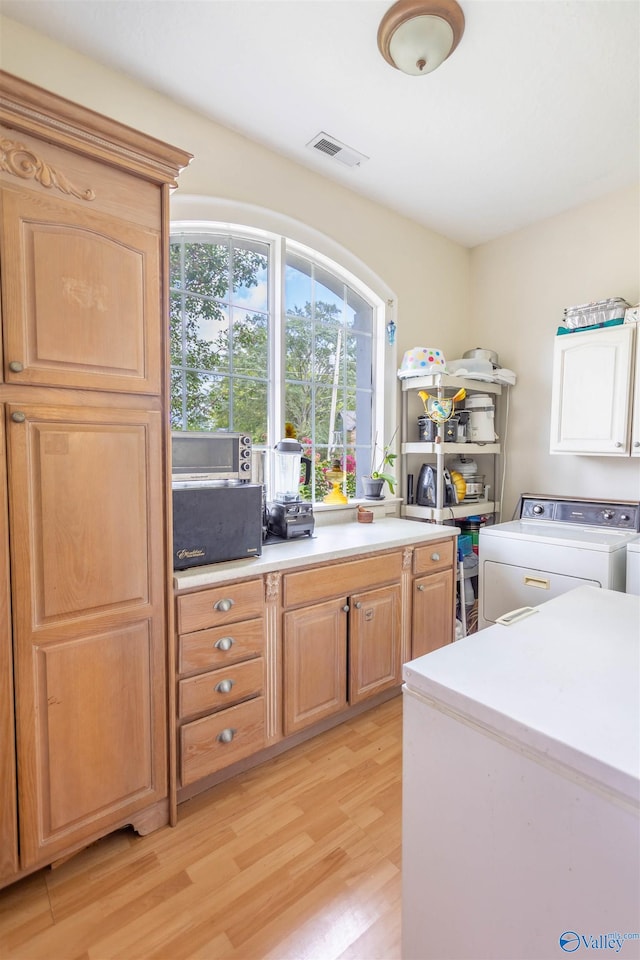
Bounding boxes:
174 539 456 803
411 539 455 659
349 583 402 705
283 597 348 735
282 558 404 736
180 697 266 786
176 578 266 791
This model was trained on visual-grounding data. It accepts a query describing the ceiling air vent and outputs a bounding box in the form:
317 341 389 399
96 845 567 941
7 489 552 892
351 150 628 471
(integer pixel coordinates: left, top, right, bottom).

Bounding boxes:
306 132 369 168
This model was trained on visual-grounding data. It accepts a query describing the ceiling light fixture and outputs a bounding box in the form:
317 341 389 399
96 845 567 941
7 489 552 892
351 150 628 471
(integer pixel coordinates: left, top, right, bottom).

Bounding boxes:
377 0 465 76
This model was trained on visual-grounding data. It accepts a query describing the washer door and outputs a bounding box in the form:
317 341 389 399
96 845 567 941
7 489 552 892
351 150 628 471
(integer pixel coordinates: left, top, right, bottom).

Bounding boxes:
480 561 601 625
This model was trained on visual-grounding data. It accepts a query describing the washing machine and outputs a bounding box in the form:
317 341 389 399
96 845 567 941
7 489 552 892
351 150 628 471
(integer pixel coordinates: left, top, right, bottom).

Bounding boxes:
478 495 640 629
627 540 640 595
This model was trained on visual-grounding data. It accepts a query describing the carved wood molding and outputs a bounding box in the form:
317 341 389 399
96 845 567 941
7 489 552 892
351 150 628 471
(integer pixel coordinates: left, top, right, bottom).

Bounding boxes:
265 572 281 604
0 136 95 201
402 546 413 570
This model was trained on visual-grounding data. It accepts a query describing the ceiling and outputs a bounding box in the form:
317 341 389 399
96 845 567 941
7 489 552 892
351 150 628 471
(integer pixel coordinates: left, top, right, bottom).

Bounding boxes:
2 0 639 247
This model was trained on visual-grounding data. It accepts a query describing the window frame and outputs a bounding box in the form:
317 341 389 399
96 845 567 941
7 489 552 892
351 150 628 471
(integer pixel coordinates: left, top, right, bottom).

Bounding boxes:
170 210 397 504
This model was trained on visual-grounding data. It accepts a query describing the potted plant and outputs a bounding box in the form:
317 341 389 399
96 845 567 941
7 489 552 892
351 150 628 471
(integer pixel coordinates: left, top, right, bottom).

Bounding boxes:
362 429 398 499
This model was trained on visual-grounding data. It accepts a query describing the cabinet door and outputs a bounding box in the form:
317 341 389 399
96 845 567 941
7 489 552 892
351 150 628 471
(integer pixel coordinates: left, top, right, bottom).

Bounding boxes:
349 583 402 705
0 186 161 394
631 326 640 457
6 400 167 868
549 325 634 455
283 598 347 735
0 411 18 882
412 570 454 659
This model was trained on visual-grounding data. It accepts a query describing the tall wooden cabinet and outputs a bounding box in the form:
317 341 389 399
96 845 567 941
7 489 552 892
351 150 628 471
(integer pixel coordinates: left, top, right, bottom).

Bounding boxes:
0 72 191 884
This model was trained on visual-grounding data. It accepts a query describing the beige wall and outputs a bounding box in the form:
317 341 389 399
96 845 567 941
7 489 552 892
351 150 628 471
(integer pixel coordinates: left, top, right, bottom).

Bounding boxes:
3 15 639 519
471 184 640 516
0 15 471 371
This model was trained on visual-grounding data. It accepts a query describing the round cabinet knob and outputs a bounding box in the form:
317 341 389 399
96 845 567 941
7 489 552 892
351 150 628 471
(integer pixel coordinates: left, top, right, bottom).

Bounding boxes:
342 604 350 613
417 584 425 592
614 441 623 448
214 598 234 613
215 678 234 694
8 361 24 373
634 441 640 448
11 411 26 423
431 552 440 562
217 728 236 744
355 601 362 609
214 636 234 652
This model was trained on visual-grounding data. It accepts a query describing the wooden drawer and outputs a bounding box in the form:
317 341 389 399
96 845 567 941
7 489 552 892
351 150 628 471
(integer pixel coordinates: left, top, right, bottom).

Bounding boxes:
180 697 266 786
178 618 264 675
413 538 455 576
177 578 264 634
283 551 402 608
178 658 264 720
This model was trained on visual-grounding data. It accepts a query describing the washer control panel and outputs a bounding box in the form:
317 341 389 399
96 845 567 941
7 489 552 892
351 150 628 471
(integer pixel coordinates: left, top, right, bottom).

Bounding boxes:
520 496 639 531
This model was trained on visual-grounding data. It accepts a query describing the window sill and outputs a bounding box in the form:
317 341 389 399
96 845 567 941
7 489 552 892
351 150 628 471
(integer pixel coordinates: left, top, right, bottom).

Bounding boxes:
313 497 403 526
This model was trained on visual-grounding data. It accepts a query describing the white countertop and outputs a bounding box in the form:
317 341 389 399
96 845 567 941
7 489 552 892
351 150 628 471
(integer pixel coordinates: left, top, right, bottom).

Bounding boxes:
404 586 640 805
174 517 456 591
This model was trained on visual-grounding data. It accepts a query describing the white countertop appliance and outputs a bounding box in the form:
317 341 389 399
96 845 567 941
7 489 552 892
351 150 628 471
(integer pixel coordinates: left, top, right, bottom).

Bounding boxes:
627 539 640 595
478 494 640 629
402 586 640 960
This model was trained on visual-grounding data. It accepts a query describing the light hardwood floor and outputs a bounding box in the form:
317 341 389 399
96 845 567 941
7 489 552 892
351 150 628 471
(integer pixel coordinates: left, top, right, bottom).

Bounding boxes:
0 696 402 960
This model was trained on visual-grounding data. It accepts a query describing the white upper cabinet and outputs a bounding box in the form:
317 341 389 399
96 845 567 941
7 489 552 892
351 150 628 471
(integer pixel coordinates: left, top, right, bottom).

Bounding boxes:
550 324 635 456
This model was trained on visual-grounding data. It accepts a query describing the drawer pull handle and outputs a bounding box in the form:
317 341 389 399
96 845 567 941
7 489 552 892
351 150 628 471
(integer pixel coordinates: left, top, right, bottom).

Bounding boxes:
214 598 234 613
214 636 234 652
217 727 236 744
523 575 550 589
215 678 235 694
8 360 23 373
417 584 425 592
342 604 350 613
431 552 440 562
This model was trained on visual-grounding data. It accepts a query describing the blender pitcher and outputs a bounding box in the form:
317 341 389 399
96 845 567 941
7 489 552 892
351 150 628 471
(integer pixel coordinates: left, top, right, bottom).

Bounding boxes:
271 438 312 502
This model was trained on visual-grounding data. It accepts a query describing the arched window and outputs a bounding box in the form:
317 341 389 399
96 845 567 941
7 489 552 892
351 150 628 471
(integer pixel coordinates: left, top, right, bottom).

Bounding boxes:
170 221 394 502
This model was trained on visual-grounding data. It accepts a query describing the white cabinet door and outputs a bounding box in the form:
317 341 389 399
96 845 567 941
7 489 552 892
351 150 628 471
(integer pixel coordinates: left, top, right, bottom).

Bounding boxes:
631 325 640 457
549 324 634 455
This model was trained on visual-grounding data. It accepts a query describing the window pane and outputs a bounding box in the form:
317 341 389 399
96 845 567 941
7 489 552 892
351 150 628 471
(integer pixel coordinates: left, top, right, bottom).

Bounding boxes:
232 308 268 377
185 372 229 431
170 293 183 365
232 379 268 444
285 383 313 441
284 315 312 382
314 266 344 317
346 288 373 332
285 253 312 315
184 240 229 298
232 240 268 313
169 242 182 289
314 322 344 384
184 296 229 372
314 385 340 445
170 368 184 429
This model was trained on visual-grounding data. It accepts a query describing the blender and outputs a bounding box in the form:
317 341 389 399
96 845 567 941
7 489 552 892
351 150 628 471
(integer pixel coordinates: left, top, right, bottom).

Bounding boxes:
266 438 315 540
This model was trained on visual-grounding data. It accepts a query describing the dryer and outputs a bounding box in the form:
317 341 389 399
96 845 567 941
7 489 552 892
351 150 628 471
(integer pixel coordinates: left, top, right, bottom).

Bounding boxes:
478 495 640 629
